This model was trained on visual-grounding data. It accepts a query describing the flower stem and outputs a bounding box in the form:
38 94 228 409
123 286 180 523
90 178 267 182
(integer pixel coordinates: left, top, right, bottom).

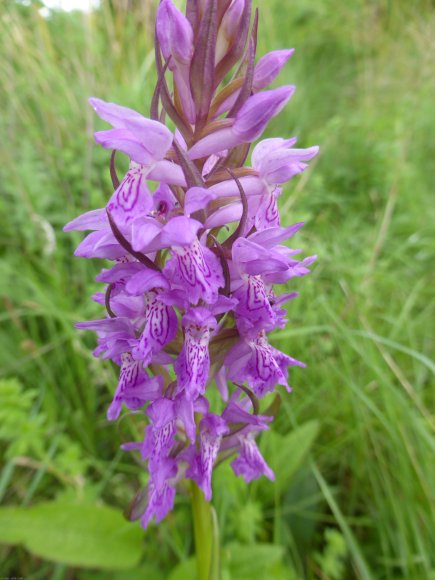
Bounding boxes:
191 481 221 580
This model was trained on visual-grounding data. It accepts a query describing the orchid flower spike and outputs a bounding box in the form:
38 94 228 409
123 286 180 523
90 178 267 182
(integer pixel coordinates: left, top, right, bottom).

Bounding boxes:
65 0 319 528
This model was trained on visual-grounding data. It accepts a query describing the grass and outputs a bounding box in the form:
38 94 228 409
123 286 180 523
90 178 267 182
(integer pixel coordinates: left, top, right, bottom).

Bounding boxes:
0 0 434 578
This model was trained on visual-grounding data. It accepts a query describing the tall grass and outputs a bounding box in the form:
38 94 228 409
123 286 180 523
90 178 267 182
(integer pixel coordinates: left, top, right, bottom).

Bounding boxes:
0 1 434 578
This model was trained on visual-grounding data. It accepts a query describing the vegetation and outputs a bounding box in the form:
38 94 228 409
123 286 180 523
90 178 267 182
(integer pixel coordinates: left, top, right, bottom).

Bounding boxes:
0 0 434 577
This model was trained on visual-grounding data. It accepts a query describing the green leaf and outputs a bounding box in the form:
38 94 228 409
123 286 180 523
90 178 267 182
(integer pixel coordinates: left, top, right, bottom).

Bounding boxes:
311 463 373 580
113 566 164 580
257 420 320 500
223 543 291 580
78 565 165 580
0 501 143 570
169 557 197 580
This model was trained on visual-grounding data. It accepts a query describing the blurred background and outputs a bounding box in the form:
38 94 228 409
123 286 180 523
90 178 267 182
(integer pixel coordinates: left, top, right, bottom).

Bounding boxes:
0 0 434 578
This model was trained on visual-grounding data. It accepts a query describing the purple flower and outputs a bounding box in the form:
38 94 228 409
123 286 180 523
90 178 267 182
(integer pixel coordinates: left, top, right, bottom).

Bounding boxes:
156 0 195 123
253 49 295 91
233 87 296 142
216 0 245 64
66 0 318 528
187 413 229 500
232 274 276 336
175 392 209 443
132 292 178 365
107 163 153 226
162 219 225 304
188 86 296 160
107 353 163 421
157 0 193 69
141 457 177 528
205 139 318 230
143 398 177 462
64 208 108 233
73 228 124 260
221 397 273 433
231 434 275 483
90 98 173 165
214 48 294 117
225 331 305 397
75 317 135 360
252 138 319 185
231 224 316 285
175 308 217 400
184 186 217 216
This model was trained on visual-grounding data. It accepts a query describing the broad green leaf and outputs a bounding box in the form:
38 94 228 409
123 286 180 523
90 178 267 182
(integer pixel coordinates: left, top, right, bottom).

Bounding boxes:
0 501 143 570
223 542 291 580
79 566 164 580
169 557 197 580
281 469 322 553
257 420 320 500
168 542 289 580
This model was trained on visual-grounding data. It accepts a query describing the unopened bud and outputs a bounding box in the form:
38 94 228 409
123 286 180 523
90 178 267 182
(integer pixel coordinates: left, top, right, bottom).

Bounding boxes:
215 0 245 64
253 49 294 90
156 0 194 69
233 85 295 142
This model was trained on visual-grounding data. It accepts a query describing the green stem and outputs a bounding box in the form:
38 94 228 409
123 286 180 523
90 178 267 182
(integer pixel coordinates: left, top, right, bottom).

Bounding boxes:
191 481 221 580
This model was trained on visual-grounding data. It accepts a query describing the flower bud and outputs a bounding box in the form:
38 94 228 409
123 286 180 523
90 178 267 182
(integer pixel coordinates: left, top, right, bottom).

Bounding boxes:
215 0 245 64
252 138 319 184
233 85 295 141
156 0 196 123
253 49 294 90
156 0 194 69
188 87 295 160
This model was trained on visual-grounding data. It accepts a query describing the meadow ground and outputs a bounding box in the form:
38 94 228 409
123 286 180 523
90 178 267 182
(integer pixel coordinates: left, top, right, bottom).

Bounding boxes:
0 1 434 578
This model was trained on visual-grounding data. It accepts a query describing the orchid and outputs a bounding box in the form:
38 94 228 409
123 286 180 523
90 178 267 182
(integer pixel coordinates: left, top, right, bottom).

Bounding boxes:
66 1 318 577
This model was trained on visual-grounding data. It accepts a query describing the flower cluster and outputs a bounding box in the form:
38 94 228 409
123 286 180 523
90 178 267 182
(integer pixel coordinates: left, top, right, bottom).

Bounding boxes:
66 0 318 528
